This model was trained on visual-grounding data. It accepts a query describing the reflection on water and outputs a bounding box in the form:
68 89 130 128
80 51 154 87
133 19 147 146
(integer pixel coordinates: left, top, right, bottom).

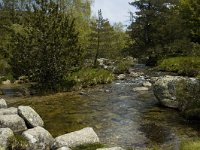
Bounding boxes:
5 78 200 149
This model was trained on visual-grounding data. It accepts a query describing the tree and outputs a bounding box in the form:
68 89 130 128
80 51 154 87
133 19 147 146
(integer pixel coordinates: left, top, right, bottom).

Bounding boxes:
92 9 104 67
10 1 82 91
179 0 200 43
128 0 181 62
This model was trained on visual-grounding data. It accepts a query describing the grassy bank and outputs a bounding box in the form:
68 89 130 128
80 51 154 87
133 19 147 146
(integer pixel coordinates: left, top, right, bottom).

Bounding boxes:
180 140 200 150
158 57 200 77
66 68 114 89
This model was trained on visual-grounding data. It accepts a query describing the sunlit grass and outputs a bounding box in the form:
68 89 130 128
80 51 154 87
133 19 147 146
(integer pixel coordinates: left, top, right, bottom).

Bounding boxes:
180 140 200 150
158 57 200 77
66 67 114 88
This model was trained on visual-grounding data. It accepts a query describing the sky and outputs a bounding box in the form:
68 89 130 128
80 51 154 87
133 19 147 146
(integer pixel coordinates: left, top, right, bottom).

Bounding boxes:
91 0 136 26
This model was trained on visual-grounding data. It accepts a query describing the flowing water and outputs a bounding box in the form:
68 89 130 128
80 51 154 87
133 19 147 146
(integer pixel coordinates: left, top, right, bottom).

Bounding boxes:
2 65 200 149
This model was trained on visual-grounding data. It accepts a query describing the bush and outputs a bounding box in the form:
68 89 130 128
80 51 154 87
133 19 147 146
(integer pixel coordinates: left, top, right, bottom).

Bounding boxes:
66 68 114 88
114 57 134 74
0 59 11 76
7 134 29 150
158 57 200 77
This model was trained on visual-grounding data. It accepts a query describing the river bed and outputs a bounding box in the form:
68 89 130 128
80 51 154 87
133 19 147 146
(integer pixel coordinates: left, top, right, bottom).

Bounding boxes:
1 66 200 149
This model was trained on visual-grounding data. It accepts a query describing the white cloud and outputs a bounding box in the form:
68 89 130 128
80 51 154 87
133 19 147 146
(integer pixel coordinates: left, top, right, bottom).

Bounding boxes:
91 0 136 26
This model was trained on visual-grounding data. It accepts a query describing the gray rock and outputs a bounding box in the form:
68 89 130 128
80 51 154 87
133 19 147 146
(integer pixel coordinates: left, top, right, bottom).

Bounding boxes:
117 74 126 80
129 72 144 78
142 81 152 87
53 127 100 149
18 106 44 128
96 147 125 150
57 147 71 150
153 75 186 108
2 80 11 85
0 107 18 115
0 99 7 109
0 115 27 132
22 126 54 150
0 128 14 149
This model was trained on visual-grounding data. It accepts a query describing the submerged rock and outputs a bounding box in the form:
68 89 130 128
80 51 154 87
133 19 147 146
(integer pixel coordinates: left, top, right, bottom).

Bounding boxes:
0 128 14 149
53 127 100 149
96 147 125 150
133 87 149 92
22 126 54 150
57 147 71 150
0 98 7 109
0 114 27 132
18 106 44 128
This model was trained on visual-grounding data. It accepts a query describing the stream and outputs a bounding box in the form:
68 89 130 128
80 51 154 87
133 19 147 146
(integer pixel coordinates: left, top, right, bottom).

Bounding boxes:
1 65 200 149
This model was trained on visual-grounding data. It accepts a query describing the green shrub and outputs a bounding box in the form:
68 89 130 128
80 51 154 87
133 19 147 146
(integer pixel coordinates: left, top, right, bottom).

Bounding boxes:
158 57 200 77
7 134 29 150
114 57 134 74
0 59 11 76
66 68 114 88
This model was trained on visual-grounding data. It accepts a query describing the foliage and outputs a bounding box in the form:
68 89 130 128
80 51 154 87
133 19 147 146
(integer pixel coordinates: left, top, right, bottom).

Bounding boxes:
7 134 29 150
72 143 105 150
179 0 200 43
158 57 200 77
180 140 200 150
128 0 200 64
10 1 82 92
66 68 114 88
88 12 128 65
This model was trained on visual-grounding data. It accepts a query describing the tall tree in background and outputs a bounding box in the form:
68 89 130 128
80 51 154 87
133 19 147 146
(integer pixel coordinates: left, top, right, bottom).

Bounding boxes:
93 9 103 67
128 0 188 64
179 0 200 43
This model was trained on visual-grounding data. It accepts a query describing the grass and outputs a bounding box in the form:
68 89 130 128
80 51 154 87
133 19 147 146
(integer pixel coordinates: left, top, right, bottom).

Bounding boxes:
66 68 114 89
7 134 29 150
158 56 200 77
180 140 200 150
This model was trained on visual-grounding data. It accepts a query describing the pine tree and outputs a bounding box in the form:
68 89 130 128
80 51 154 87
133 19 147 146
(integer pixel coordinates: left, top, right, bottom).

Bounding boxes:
10 1 82 91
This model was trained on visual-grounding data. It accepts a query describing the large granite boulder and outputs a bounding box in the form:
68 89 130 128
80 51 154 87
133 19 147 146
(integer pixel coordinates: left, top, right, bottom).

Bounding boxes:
0 128 14 149
52 127 100 149
22 126 54 150
153 75 185 108
18 106 44 128
97 147 125 150
0 99 7 109
153 75 200 119
0 115 27 132
0 107 18 115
